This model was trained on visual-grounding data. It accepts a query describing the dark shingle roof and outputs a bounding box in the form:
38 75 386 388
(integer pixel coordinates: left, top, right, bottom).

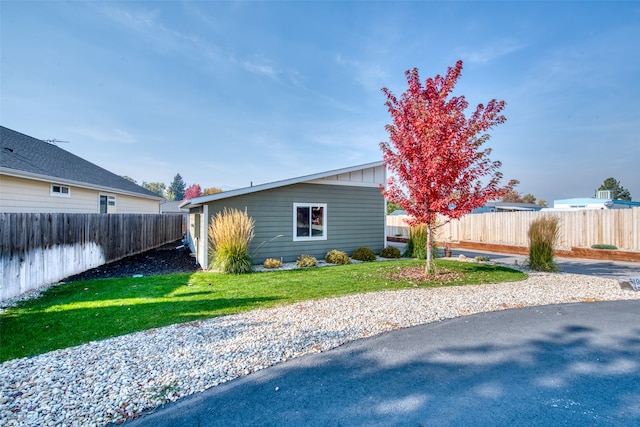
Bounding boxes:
0 126 161 199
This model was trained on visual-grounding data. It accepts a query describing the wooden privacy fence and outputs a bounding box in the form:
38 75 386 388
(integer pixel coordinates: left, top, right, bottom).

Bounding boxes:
0 213 185 301
387 207 640 251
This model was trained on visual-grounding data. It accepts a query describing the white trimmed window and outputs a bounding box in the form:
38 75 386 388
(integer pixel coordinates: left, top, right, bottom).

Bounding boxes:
51 184 70 197
293 203 327 241
99 194 116 213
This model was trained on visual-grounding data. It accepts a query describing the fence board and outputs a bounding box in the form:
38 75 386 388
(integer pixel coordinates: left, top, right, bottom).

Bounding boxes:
387 207 640 251
0 213 185 301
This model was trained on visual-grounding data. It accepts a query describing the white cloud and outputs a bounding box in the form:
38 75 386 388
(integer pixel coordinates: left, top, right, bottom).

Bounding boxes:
69 127 137 144
460 38 529 65
335 54 388 92
96 3 162 36
238 56 279 79
95 2 221 63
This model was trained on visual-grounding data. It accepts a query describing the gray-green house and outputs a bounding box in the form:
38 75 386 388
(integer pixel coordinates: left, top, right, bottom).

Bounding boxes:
180 162 386 268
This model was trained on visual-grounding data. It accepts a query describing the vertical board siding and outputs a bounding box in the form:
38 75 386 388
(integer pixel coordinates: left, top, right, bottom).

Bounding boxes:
0 213 185 301
386 207 639 250
205 183 385 264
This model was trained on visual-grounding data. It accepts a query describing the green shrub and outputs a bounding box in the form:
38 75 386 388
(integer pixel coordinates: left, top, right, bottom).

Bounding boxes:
402 224 438 259
325 250 350 265
263 258 283 269
380 246 401 258
528 215 560 272
296 254 317 268
591 244 618 250
208 208 254 274
351 247 376 262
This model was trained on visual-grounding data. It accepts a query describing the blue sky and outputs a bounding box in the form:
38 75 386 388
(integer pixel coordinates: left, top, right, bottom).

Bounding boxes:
2 1 639 203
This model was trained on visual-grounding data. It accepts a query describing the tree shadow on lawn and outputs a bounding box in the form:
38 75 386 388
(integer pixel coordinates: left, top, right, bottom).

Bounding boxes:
128 300 640 427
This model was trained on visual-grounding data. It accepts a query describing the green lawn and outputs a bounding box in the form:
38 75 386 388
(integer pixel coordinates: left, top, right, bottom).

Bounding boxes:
0 259 526 362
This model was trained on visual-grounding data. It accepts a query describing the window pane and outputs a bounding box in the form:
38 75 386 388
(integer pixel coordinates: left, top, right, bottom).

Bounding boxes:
99 196 107 213
107 196 116 213
293 203 327 241
311 206 323 237
296 206 309 237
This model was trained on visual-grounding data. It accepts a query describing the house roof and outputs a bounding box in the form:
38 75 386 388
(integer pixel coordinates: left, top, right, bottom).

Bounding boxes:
553 198 640 208
160 200 189 213
180 161 385 209
0 126 162 200
482 201 543 211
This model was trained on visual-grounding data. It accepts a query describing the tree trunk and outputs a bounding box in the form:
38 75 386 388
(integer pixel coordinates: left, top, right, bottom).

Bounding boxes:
425 224 434 274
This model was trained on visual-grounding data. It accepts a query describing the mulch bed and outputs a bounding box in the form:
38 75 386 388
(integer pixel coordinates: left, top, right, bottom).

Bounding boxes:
64 240 201 281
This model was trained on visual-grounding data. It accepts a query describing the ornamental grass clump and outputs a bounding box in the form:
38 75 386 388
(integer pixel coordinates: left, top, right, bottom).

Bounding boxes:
403 224 434 259
208 208 255 274
528 215 560 272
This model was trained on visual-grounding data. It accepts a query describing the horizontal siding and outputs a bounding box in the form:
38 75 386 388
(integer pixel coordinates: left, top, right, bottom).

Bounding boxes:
115 194 161 214
0 174 160 214
205 183 385 263
0 175 99 213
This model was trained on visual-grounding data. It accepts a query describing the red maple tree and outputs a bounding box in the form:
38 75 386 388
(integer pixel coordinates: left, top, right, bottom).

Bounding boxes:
380 60 515 271
183 184 202 200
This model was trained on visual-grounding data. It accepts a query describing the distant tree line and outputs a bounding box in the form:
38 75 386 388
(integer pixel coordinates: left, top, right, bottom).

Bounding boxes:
121 173 222 201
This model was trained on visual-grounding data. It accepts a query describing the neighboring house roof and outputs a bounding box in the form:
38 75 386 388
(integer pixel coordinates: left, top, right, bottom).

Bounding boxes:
180 161 385 209
551 198 640 210
390 201 542 216
160 200 189 213
473 201 543 213
0 126 162 200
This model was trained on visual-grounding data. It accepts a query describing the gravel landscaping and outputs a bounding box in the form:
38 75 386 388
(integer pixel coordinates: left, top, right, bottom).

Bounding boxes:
1 252 639 426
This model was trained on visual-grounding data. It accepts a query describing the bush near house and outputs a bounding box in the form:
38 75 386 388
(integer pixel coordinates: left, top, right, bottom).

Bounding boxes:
528 215 560 272
591 244 618 250
208 208 255 274
325 250 350 265
380 246 401 258
351 247 376 262
263 258 283 269
296 254 318 268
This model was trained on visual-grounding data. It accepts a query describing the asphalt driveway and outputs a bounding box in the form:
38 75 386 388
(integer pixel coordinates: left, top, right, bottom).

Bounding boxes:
126 300 640 427
447 248 640 280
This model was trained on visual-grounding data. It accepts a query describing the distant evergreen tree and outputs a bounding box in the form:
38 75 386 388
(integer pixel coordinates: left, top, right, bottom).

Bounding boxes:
597 177 631 201
168 173 186 201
